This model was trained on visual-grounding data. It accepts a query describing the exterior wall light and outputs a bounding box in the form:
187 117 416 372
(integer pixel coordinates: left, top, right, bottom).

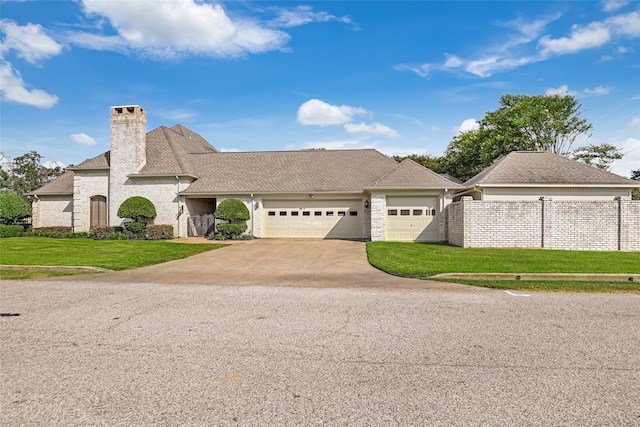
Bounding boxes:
365 200 370 208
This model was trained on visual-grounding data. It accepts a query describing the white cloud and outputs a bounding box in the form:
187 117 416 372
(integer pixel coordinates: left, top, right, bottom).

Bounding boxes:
77 0 290 59
456 118 480 135
546 84 611 97
70 133 97 146
545 85 578 96
0 61 58 108
627 116 640 131
44 160 65 169
601 0 630 12
607 10 640 37
610 137 640 177
268 6 356 29
0 20 63 64
584 85 611 95
344 122 399 138
538 22 611 56
297 99 367 126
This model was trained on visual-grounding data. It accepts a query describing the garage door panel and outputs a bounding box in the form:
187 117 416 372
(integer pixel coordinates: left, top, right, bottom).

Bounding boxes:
263 199 362 239
386 196 439 242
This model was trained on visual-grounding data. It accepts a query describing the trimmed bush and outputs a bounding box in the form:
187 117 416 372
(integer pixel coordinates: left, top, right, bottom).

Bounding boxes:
216 223 247 239
107 232 128 240
0 193 31 225
0 224 24 238
117 196 157 222
23 230 91 239
125 221 146 234
33 226 72 233
146 224 174 240
91 226 125 240
214 198 249 222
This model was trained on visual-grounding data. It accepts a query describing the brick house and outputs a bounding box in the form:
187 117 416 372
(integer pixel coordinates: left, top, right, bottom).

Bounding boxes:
31 105 639 249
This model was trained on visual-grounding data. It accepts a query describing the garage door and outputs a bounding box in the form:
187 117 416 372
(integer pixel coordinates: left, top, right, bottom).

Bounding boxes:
386 196 439 242
263 199 362 239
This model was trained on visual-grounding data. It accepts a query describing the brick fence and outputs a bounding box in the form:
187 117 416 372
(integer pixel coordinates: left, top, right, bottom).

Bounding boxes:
446 197 640 251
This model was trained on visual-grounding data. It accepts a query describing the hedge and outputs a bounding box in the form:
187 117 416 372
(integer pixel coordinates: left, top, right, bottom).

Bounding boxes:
216 223 247 239
0 225 24 238
146 224 174 240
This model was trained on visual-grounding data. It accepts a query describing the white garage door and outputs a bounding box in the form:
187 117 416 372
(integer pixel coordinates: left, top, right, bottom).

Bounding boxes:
386 196 439 242
263 199 362 239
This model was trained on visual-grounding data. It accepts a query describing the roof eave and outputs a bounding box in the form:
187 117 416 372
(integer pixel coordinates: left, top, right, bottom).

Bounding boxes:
67 166 110 171
471 183 639 188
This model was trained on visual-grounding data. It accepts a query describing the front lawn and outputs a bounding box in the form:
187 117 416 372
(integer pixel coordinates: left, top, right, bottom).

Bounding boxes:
367 242 639 293
0 238 226 271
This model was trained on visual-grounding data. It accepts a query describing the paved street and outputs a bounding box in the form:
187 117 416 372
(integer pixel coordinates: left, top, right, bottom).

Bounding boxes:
2 279 639 426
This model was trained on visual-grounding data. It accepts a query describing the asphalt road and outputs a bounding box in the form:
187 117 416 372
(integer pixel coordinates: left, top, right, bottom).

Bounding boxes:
1 280 639 426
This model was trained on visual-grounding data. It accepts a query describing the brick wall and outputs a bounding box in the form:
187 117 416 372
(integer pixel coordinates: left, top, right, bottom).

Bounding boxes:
446 198 640 251
32 195 73 228
73 171 109 232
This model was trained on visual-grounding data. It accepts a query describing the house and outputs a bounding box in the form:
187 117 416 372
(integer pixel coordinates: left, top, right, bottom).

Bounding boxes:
31 105 463 242
447 151 639 251
455 151 637 201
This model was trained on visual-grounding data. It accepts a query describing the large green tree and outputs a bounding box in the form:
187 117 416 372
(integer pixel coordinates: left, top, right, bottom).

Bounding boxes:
0 151 63 198
435 94 597 181
572 144 623 171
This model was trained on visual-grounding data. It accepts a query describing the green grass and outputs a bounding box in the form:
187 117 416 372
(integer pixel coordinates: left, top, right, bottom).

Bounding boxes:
367 242 640 293
0 269 92 280
0 238 226 271
430 278 640 294
367 242 640 276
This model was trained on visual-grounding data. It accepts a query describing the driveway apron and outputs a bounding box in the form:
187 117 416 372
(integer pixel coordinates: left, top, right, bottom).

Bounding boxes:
70 239 471 290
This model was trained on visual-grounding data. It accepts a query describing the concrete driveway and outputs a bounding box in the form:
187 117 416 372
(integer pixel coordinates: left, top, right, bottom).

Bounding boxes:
71 238 471 290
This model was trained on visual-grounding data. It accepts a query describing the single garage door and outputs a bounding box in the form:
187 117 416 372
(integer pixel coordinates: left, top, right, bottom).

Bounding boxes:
263 199 362 239
386 196 439 242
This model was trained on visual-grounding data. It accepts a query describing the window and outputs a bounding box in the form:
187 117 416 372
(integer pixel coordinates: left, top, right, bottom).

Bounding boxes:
279 211 287 216
431 209 437 216
400 209 410 216
303 211 310 216
350 211 358 216
268 211 276 216
413 209 422 216
326 211 334 216
291 211 299 216
338 211 346 216
315 211 322 216
388 209 398 216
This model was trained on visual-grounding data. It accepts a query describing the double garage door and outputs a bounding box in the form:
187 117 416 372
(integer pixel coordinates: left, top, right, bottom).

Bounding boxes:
263 199 362 239
386 196 439 242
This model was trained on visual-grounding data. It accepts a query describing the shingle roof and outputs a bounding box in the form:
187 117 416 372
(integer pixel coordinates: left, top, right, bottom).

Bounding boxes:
368 159 463 189
464 151 638 187
138 124 217 175
182 149 400 194
29 170 74 195
70 152 110 169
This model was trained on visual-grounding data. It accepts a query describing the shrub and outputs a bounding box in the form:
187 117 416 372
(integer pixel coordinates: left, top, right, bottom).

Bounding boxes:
125 221 147 234
91 226 125 240
117 196 157 222
146 224 174 240
206 232 226 240
107 232 128 240
0 193 31 225
23 230 91 239
33 226 72 233
216 223 247 239
0 224 24 238
214 198 250 222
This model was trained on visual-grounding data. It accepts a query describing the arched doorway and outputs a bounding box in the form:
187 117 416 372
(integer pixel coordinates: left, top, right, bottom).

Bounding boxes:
90 195 107 228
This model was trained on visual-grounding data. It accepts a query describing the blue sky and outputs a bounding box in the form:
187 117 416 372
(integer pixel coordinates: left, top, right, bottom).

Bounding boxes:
1 0 639 177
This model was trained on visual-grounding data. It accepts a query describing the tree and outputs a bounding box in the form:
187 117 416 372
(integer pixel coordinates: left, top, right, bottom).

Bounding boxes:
572 144 623 170
391 154 443 173
436 93 595 182
0 151 63 198
0 193 31 225
117 196 157 236
631 169 640 201
214 198 250 239
482 94 592 156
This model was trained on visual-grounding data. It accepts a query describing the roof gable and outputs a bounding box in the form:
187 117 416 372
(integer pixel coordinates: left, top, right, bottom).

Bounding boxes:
30 170 74 195
464 151 638 187
368 159 463 189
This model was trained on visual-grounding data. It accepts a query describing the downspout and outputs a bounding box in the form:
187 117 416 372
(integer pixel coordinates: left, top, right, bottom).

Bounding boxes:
34 195 40 228
176 176 181 237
